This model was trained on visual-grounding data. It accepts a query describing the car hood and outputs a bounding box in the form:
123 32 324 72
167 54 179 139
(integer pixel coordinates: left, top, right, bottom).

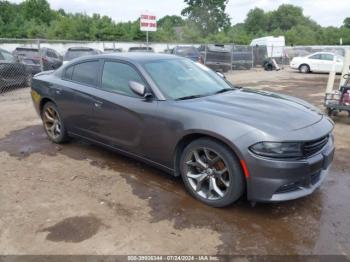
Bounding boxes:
179 88 324 132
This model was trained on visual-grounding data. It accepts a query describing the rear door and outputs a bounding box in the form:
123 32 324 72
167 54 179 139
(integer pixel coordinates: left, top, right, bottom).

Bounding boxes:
318 53 334 72
54 59 102 137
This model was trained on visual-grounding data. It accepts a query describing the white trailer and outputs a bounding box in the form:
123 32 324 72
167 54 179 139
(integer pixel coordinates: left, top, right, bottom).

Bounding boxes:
250 36 285 58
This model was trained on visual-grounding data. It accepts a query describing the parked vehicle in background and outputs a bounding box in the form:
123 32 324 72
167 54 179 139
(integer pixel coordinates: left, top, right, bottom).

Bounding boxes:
63 47 102 64
290 52 344 73
163 48 172 54
104 48 122 53
128 47 154 53
31 53 335 207
0 48 31 92
171 46 203 63
232 46 253 70
250 36 285 58
198 44 232 72
13 47 62 74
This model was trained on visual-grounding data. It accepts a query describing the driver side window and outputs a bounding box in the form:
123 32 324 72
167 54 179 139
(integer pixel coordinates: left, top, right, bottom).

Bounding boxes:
101 61 145 97
309 54 321 60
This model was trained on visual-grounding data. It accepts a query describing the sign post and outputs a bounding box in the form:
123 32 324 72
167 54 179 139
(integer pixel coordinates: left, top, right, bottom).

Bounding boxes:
140 11 157 48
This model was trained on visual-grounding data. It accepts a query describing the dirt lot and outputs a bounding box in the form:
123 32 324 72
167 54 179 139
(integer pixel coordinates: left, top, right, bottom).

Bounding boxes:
0 69 349 256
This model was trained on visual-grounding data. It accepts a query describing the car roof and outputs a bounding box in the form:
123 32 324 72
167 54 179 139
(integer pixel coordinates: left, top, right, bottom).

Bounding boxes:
69 53 179 64
310 52 335 55
67 47 96 51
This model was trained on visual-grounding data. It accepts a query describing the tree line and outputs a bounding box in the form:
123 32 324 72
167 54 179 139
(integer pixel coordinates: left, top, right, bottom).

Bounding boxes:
0 0 350 45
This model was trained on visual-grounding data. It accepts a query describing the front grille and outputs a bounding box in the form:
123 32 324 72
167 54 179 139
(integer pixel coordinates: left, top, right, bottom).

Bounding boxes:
303 135 329 157
275 181 302 194
275 170 323 194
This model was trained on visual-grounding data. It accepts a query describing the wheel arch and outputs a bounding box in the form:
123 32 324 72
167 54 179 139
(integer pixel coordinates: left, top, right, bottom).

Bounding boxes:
39 97 56 115
173 131 245 178
298 63 310 71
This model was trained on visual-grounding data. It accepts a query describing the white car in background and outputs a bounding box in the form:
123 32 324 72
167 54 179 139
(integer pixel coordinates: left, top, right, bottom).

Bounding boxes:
290 52 344 73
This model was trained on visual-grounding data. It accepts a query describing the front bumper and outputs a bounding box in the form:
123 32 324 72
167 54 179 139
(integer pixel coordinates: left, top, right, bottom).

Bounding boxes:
246 137 335 202
290 62 298 69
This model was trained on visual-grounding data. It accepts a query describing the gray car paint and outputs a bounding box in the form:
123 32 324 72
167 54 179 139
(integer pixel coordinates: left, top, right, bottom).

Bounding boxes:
31 53 335 202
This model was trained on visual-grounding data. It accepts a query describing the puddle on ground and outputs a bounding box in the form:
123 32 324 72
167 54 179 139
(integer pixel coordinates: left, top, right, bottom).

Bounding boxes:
39 215 104 243
1 125 349 254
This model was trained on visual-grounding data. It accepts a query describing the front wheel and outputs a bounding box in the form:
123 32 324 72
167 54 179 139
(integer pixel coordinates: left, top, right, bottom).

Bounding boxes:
180 138 244 207
41 102 69 143
299 64 310 73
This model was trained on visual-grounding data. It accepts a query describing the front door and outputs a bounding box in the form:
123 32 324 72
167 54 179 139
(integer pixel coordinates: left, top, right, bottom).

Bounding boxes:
89 60 158 155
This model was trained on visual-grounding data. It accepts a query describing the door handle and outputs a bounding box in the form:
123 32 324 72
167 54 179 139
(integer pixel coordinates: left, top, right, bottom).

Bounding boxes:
94 101 103 108
55 88 62 95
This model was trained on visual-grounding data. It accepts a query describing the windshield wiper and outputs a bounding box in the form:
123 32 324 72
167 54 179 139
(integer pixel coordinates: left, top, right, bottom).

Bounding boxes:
175 94 205 101
213 88 234 94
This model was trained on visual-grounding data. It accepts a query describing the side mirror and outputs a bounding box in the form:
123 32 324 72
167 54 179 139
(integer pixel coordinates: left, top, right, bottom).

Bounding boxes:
216 71 226 79
128 81 152 99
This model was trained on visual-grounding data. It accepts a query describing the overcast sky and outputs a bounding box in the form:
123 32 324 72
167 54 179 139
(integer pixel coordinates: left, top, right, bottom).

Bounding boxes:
9 0 350 27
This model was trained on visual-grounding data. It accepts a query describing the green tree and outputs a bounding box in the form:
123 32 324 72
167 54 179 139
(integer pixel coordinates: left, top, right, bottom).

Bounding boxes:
343 17 350 29
181 0 231 36
158 15 184 27
268 4 305 31
21 0 52 25
244 8 267 34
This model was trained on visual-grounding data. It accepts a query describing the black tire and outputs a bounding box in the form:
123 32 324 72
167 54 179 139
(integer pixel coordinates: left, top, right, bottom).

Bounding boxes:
180 138 244 207
326 108 333 117
41 101 69 144
266 63 273 71
299 64 310 73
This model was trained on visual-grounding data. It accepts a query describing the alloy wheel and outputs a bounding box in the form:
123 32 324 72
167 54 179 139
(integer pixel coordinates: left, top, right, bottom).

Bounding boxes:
42 106 62 140
300 65 309 73
184 147 230 200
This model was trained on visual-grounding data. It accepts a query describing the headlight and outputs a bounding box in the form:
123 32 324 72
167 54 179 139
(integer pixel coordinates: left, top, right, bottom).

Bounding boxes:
249 142 303 158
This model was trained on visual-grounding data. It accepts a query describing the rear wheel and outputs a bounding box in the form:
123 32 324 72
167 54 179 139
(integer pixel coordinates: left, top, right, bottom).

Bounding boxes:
41 102 69 143
180 138 244 207
299 64 310 73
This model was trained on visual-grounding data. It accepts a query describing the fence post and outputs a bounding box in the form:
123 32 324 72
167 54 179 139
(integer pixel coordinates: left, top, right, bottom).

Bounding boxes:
231 44 233 71
37 39 43 72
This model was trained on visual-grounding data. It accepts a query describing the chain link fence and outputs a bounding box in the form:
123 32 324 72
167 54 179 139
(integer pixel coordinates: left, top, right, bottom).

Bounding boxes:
1 38 349 95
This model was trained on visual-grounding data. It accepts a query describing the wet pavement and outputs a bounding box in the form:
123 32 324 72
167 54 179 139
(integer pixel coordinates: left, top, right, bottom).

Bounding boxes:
0 69 349 255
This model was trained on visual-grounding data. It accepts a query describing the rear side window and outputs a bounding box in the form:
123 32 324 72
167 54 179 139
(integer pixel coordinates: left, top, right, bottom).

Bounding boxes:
321 54 334 61
71 61 99 86
101 61 145 96
47 50 58 58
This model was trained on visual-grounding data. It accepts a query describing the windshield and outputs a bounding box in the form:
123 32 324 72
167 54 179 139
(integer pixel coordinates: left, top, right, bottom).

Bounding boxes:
175 46 199 57
64 50 96 61
143 58 233 100
1 50 16 62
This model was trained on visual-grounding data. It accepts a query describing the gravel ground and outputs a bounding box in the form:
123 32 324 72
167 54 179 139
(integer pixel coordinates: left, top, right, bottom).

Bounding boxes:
0 68 349 256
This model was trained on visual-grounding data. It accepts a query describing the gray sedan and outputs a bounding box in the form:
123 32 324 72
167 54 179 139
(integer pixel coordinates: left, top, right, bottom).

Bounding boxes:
31 53 335 207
